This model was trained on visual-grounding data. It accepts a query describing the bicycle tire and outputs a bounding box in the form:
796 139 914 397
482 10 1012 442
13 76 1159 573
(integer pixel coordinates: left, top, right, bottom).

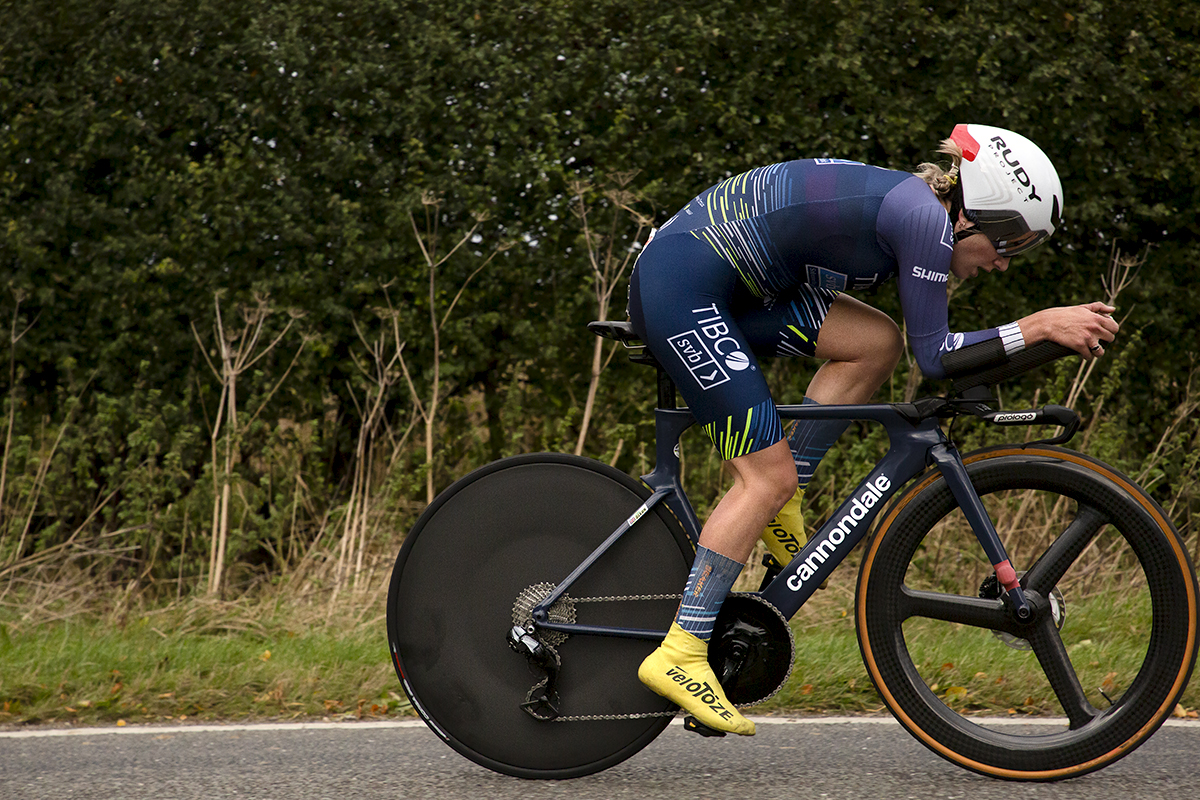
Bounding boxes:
857 444 1198 780
386 453 694 779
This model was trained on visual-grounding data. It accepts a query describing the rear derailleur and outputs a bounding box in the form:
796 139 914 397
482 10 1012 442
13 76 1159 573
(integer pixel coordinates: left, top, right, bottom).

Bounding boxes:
507 625 562 720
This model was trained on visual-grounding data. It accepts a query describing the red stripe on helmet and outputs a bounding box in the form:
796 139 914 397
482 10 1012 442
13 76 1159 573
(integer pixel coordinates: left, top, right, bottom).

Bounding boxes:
950 124 980 161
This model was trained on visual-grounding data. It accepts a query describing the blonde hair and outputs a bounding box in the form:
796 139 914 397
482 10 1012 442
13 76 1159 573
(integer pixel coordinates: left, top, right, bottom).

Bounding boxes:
914 137 964 200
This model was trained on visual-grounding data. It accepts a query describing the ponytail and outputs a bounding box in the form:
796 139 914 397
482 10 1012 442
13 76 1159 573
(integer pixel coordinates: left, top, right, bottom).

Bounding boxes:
915 137 966 221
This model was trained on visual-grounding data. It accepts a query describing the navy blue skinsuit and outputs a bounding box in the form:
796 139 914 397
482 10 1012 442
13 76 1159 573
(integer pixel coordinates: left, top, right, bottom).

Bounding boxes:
627 159 1024 459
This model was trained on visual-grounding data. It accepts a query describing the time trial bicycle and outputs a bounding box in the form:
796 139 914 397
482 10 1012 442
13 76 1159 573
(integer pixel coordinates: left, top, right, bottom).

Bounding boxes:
386 320 1197 781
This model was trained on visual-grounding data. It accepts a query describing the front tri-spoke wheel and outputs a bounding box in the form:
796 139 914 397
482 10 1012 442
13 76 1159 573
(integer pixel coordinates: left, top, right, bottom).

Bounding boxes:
856 445 1198 781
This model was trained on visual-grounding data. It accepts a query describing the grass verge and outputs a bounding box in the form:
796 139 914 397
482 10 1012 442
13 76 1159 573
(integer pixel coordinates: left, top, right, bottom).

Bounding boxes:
1 574 1196 727
0 598 409 726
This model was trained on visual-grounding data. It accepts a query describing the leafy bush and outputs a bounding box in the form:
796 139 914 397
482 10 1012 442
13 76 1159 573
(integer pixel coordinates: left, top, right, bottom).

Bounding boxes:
1 0 1197 598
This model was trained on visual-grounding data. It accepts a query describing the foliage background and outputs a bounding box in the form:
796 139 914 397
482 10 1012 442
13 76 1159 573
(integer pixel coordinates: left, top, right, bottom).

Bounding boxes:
2 0 1198 601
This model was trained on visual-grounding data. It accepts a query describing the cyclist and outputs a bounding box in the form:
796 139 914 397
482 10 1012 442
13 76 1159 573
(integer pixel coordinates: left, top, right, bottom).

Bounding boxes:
630 124 1119 735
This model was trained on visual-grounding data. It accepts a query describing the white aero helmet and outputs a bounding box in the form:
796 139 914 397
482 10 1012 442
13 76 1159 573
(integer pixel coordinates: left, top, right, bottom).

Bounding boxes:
949 123 1063 256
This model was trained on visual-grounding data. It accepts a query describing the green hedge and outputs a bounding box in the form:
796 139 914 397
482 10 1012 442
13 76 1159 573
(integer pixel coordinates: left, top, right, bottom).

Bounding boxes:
1 0 1197 589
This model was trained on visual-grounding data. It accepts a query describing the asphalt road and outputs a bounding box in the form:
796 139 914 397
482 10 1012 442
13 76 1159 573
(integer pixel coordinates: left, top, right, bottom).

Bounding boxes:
3 716 1198 800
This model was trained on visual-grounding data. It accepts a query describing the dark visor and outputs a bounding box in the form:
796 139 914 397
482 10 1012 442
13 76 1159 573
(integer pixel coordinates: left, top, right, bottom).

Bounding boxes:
967 209 1051 256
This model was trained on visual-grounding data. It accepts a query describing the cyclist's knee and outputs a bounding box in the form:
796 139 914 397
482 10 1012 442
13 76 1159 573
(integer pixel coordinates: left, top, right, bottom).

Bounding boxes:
769 470 799 513
874 316 904 373
762 462 798 511
851 312 903 383
731 440 797 510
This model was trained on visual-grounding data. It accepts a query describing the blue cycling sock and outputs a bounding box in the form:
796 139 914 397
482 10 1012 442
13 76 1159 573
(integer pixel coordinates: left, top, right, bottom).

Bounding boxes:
787 397 852 490
674 546 744 642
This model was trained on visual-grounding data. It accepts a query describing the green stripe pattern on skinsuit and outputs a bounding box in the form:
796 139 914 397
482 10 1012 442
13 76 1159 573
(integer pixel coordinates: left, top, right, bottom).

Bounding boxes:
702 399 783 460
683 164 792 298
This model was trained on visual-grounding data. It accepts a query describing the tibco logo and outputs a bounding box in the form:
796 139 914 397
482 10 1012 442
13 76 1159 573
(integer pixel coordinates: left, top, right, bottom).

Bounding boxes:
725 350 750 370
667 330 728 391
667 306 752 391
691 305 751 372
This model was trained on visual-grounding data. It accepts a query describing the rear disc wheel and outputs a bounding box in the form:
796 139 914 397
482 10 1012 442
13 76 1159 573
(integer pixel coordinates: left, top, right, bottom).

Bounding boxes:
387 453 694 779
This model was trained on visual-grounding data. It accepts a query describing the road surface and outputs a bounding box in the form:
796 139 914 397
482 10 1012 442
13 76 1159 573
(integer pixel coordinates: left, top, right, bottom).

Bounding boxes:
3 716 1198 799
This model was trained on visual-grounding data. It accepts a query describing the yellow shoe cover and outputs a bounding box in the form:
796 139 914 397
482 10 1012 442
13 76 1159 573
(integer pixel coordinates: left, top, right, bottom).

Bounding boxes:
761 487 806 568
638 623 756 735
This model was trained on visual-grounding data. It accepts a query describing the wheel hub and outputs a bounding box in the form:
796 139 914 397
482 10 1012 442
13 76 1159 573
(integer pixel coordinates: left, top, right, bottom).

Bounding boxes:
979 573 1066 651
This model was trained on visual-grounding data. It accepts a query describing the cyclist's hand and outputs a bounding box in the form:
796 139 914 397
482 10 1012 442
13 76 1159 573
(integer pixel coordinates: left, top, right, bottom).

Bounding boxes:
1020 302 1119 360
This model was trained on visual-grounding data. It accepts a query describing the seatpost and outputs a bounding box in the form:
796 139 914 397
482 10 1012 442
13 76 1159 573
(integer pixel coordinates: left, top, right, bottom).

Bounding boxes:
656 366 676 410
643 366 700 543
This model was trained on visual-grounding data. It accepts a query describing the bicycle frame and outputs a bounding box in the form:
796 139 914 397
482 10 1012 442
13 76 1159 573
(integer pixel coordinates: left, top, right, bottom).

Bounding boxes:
532 401 1034 640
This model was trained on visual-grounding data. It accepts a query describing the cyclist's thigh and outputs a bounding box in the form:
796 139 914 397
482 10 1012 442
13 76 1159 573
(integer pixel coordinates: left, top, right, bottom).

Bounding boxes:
806 293 903 363
628 234 783 459
731 283 841 359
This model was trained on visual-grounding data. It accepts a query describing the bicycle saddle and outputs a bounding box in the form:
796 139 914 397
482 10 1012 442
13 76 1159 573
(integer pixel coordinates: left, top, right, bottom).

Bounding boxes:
587 320 643 345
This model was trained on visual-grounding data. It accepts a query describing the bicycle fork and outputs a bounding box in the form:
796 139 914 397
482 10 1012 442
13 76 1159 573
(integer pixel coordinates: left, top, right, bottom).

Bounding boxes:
928 442 1033 619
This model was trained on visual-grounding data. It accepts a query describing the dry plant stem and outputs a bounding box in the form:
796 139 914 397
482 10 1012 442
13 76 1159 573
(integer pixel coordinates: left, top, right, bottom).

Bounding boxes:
404 195 499 504
7 375 94 568
1134 375 1200 580
570 172 652 456
331 297 407 605
191 293 303 596
1135 364 1200 493
609 438 625 467
0 509 134 583
1146 386 1200 568
379 304 421 476
351 552 392 627
384 404 421 477
1 291 38 540
178 506 189 601
1064 245 1144 414
281 501 334 597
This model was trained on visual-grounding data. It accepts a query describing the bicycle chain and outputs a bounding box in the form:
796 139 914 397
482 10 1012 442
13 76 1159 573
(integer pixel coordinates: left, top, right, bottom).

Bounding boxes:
549 708 680 722
512 585 689 722
573 593 683 603
553 593 682 722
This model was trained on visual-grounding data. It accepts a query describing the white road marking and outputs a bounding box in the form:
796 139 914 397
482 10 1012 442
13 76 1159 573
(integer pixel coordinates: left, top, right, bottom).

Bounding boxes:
1 715 1196 739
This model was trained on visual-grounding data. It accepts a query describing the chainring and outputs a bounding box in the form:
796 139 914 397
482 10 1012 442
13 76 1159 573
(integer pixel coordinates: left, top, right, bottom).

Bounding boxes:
707 593 795 707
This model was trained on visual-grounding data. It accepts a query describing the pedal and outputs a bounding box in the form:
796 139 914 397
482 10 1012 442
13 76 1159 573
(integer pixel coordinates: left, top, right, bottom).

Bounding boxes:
683 715 727 738
758 554 782 592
